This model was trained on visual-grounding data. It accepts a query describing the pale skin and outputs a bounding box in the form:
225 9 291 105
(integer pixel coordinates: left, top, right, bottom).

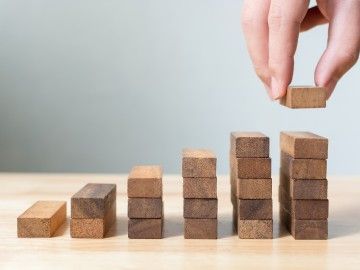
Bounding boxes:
241 0 360 100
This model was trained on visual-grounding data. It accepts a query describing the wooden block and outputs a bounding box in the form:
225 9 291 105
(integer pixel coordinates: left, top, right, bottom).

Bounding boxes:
230 156 271 179
291 218 328 240
184 218 217 239
281 152 327 179
230 132 269 158
280 86 326 109
71 183 116 218
238 199 273 220
235 178 272 199
128 218 163 239
17 201 66 238
182 149 216 178
183 177 217 198
128 165 162 198
237 219 273 239
128 198 163 218
70 200 116 238
280 131 328 159
183 199 218 219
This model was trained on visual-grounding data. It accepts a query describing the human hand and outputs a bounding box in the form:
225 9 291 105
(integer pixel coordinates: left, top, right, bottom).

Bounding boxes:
241 0 360 100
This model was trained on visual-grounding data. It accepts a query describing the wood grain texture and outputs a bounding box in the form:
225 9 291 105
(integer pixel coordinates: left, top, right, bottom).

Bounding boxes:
230 156 271 179
237 219 273 239
17 201 66 238
184 218 217 239
233 178 272 199
183 199 218 219
183 177 217 198
280 86 326 109
128 218 163 239
237 199 273 220
230 132 269 158
128 165 163 198
182 149 216 178
128 198 163 218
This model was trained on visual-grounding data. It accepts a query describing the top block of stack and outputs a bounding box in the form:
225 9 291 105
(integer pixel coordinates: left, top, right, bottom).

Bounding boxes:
231 132 269 158
182 149 216 178
280 132 328 159
280 86 326 109
128 165 163 198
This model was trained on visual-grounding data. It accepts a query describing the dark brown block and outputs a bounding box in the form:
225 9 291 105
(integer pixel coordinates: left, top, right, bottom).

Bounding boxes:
280 86 326 109
128 218 163 239
234 178 272 199
281 152 327 179
230 132 269 158
17 201 66 238
183 199 218 218
128 165 162 198
183 177 217 198
280 131 328 159
230 156 271 179
128 198 163 218
238 199 273 220
182 149 216 178
71 183 116 218
237 219 273 239
184 218 217 239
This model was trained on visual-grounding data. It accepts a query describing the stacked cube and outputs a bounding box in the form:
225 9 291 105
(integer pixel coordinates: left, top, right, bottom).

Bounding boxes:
71 183 116 238
127 165 163 239
279 131 329 240
230 132 273 239
182 149 218 239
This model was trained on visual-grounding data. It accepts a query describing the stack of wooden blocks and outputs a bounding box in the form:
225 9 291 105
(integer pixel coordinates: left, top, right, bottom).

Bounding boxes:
230 132 273 239
279 131 329 239
182 149 218 239
128 165 164 239
70 183 117 238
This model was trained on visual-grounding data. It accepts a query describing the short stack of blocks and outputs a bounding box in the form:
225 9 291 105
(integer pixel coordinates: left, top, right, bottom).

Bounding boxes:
70 183 116 238
182 149 218 239
128 165 164 239
279 131 329 240
230 132 273 239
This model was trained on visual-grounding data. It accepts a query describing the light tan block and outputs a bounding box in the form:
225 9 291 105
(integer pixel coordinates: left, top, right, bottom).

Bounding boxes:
280 86 326 109
182 149 216 178
230 132 269 158
237 219 273 239
128 165 163 198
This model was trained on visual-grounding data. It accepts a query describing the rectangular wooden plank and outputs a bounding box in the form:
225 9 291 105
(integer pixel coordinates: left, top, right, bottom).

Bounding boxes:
280 86 326 109
237 219 273 239
183 177 217 198
128 218 163 239
182 149 216 178
183 198 218 219
184 218 217 239
280 131 328 159
128 198 163 218
230 156 271 179
234 178 272 199
17 201 66 238
128 165 162 198
230 132 269 158
71 183 116 218
238 199 273 220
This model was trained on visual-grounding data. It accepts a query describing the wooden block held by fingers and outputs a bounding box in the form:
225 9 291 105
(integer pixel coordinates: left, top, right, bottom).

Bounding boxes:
238 199 273 220
235 178 272 199
231 156 271 179
182 149 216 178
128 165 163 198
183 199 218 219
280 131 328 159
280 86 326 109
183 177 217 198
184 218 217 239
17 201 66 238
230 132 269 158
128 218 163 239
237 219 273 239
71 183 116 218
128 198 163 218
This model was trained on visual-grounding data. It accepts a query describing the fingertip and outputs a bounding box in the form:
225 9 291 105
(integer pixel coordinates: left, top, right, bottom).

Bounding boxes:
270 77 287 100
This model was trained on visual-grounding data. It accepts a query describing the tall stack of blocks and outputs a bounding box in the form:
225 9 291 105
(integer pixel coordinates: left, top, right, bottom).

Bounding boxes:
182 149 218 239
230 132 273 239
279 131 329 239
128 165 164 239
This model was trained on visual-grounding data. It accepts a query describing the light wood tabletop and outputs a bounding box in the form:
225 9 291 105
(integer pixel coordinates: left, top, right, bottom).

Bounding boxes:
1 173 359 269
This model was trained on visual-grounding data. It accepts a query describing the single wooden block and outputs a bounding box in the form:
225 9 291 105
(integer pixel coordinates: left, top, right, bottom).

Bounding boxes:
280 86 326 109
230 156 271 179
70 200 116 238
128 198 163 218
237 219 273 239
184 218 217 239
235 178 272 199
182 149 216 178
281 152 327 179
128 165 162 198
128 218 163 239
183 177 217 198
71 183 116 218
280 131 328 159
17 201 66 238
183 199 218 219
238 199 273 220
230 132 269 158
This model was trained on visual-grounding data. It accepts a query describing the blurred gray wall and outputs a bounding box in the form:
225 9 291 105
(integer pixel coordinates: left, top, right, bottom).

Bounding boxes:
0 0 359 174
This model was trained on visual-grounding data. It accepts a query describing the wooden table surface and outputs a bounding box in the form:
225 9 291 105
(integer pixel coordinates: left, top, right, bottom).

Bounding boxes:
1 173 359 269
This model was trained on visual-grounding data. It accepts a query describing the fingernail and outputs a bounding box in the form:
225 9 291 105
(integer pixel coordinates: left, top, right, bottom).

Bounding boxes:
271 77 282 100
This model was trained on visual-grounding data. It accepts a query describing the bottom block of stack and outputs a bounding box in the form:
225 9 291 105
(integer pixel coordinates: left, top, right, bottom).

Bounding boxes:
237 219 273 239
128 218 163 239
184 218 217 239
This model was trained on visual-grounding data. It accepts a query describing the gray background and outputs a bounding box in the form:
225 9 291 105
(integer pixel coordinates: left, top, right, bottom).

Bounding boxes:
0 0 359 174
